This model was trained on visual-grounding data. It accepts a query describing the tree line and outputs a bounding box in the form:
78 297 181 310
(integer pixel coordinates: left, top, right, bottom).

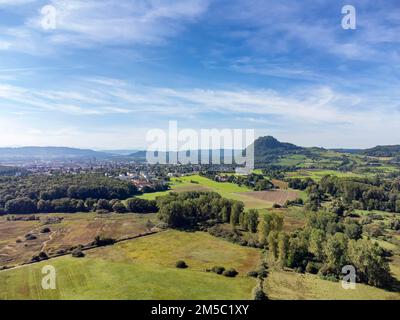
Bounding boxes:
0 173 166 214
1 196 158 215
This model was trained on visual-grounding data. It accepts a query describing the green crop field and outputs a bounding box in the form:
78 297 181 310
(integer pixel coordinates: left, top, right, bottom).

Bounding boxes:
0 230 260 300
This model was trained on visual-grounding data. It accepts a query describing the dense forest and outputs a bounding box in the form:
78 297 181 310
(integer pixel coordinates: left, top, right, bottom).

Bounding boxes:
0 174 143 214
289 175 400 213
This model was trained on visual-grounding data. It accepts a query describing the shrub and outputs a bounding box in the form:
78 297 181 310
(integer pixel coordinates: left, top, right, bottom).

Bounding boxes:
247 271 259 278
252 286 268 300
112 201 127 213
223 268 238 277
72 248 85 258
175 260 188 269
257 267 269 279
31 251 49 262
126 198 158 213
5 197 37 214
25 233 37 241
96 199 112 212
211 266 225 275
40 227 51 233
92 236 116 247
39 251 49 260
305 261 320 274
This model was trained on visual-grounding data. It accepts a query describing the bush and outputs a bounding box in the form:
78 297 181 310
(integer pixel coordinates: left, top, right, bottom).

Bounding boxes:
40 227 51 233
72 248 85 258
5 197 37 214
305 261 320 274
39 251 49 260
25 233 37 241
175 260 188 269
126 198 158 213
92 236 116 247
211 266 225 275
96 199 112 212
247 271 259 278
31 251 49 262
252 286 268 300
112 201 127 213
223 268 238 277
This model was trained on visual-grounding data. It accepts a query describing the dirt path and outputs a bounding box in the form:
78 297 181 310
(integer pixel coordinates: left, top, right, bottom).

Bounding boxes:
40 231 57 252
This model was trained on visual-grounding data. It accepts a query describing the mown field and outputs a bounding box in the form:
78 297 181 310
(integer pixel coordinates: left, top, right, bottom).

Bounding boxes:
0 230 260 300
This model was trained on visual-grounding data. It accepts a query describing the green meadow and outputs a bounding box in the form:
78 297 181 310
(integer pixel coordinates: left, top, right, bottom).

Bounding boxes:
265 270 400 300
0 230 260 300
137 174 274 209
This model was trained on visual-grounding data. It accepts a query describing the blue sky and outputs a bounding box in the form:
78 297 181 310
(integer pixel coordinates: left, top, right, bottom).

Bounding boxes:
0 0 399 149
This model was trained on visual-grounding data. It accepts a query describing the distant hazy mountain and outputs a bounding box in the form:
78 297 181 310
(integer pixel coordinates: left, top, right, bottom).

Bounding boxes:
99 150 139 156
129 149 243 163
331 145 400 157
359 145 400 157
0 147 111 160
2 138 399 162
330 148 362 154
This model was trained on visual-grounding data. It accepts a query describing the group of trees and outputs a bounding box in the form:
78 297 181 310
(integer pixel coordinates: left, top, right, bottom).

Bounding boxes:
0 173 143 214
156 190 259 233
0 196 158 215
288 178 315 191
318 175 400 213
264 211 392 288
157 191 244 228
223 173 274 191
200 171 274 191
289 175 400 214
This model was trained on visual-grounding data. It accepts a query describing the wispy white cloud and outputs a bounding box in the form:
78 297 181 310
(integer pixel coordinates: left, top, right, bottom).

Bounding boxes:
1 76 399 148
0 0 36 6
0 0 209 54
0 76 397 124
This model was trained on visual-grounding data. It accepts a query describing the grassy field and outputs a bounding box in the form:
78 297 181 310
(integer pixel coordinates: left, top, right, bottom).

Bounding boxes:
258 207 307 233
0 213 159 268
137 174 298 209
265 270 400 300
0 230 260 300
286 169 363 180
